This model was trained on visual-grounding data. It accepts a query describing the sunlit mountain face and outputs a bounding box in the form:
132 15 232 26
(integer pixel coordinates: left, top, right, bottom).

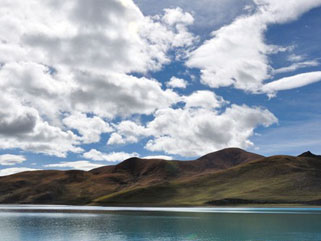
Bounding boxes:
0 0 320 175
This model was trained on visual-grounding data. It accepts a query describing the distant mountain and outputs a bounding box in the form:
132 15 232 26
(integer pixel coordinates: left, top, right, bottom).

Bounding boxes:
298 151 321 159
1 148 321 206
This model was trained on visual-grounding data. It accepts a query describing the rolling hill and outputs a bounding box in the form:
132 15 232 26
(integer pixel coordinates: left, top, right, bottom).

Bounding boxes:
0 148 321 206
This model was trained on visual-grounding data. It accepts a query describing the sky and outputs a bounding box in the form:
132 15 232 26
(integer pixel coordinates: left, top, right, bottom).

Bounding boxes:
0 0 320 175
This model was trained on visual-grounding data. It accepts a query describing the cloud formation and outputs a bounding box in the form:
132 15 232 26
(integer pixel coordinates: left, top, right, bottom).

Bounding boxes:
135 0 253 31
143 155 173 160
0 0 195 157
83 149 139 162
0 154 26 166
63 112 113 144
1 0 317 167
0 167 39 177
110 92 277 157
263 71 321 97
45 161 103 171
166 77 188 89
144 104 277 156
187 0 321 93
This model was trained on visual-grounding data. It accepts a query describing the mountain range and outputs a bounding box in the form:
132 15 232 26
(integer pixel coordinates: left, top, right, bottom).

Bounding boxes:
1 148 321 206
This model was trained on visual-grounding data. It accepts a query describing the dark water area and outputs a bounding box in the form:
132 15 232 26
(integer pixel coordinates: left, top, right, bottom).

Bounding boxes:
0 205 321 241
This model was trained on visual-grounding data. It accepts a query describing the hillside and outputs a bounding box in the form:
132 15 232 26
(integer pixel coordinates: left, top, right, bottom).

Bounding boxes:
0 148 321 206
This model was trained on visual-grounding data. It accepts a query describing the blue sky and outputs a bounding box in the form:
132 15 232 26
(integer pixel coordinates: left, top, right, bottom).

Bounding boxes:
0 0 320 175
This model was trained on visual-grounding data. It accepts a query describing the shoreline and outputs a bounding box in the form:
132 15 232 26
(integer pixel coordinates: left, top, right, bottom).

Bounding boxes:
1 204 321 212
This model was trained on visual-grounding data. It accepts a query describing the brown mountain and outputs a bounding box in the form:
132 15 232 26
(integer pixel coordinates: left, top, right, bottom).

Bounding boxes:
0 148 321 206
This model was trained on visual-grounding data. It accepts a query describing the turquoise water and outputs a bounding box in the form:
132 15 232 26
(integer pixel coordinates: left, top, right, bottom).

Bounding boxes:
0 205 321 241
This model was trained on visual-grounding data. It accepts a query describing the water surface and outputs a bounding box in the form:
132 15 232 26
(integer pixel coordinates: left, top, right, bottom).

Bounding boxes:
0 205 321 241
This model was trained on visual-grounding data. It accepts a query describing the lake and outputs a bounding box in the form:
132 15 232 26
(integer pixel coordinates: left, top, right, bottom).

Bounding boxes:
0 205 321 241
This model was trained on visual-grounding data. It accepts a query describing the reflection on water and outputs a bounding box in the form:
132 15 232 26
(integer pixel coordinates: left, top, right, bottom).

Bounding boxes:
0 205 321 241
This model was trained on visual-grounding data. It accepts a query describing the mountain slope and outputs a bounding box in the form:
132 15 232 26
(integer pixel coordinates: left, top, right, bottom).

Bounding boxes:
0 148 321 206
94 153 321 206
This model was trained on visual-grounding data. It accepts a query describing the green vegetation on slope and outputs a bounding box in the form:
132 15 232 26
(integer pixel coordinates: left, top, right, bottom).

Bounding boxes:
93 155 321 206
1 148 321 206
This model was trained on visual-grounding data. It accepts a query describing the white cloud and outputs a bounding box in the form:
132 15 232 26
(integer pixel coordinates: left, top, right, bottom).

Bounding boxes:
63 112 113 144
273 60 319 74
107 120 150 145
107 133 126 145
4 0 197 74
0 154 26 166
0 167 39 177
144 104 277 156
70 73 179 118
263 71 321 97
187 0 321 93
0 92 82 157
140 7 198 62
83 149 139 162
0 98 38 137
108 91 226 146
166 76 188 89
135 0 253 31
187 13 271 92
0 127 83 158
110 95 277 157
143 155 173 160
0 62 74 125
183 90 226 109
45 161 103 171
162 7 194 26
0 0 306 162
3 0 159 74
254 0 321 23
0 0 197 157
288 54 304 62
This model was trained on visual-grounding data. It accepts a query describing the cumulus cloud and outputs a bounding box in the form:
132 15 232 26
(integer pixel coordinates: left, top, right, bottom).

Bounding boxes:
0 122 83 158
108 91 226 146
0 154 26 166
107 120 150 145
0 167 39 177
83 149 139 162
10 0 194 74
45 161 103 171
107 133 126 145
183 90 227 109
0 93 38 137
110 91 277 157
187 13 271 92
63 112 113 144
70 73 179 118
135 0 253 31
0 0 197 157
144 104 277 156
0 0 296 162
8 1 197 74
0 92 81 157
0 111 37 137
162 7 194 26
187 0 321 93
166 77 188 89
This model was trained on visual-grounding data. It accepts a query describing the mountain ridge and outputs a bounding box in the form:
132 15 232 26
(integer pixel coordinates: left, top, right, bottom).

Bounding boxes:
0 148 321 206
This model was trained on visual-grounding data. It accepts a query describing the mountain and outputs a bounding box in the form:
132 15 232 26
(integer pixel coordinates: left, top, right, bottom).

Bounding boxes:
0 148 321 206
298 151 321 159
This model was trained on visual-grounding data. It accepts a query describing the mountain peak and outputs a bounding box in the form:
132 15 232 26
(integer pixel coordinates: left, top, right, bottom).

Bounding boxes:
196 148 263 170
298 151 321 158
113 157 169 178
